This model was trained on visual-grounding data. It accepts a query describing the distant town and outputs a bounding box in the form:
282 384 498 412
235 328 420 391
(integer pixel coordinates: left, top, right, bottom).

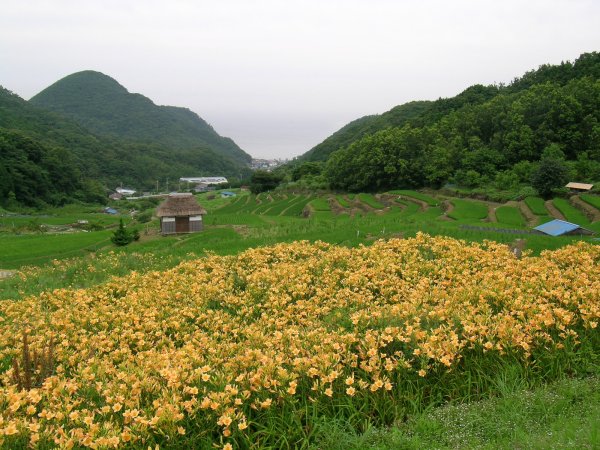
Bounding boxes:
107 159 288 200
250 158 289 170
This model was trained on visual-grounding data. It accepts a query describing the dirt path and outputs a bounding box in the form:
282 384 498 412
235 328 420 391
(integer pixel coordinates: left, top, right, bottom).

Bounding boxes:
570 196 600 222
487 205 497 223
545 200 566 220
440 200 455 221
328 196 347 215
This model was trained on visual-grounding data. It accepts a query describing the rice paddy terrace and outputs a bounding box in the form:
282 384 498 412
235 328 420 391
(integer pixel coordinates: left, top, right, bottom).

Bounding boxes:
210 189 600 233
2 190 600 274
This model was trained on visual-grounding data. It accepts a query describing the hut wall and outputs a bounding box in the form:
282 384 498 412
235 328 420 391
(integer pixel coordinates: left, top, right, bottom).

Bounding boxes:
161 217 176 234
565 228 594 236
189 215 203 232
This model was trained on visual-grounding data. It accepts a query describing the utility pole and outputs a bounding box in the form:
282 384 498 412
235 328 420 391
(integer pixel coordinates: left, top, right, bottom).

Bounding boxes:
166 178 169 193
156 180 159 193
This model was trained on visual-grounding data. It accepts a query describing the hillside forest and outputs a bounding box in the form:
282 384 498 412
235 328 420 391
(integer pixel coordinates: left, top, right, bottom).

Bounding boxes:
1 53 600 208
290 52 600 198
0 72 251 208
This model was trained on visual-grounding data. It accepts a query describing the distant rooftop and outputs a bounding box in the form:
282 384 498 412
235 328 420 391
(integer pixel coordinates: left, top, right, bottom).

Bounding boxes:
534 219 591 236
180 177 228 184
565 182 593 190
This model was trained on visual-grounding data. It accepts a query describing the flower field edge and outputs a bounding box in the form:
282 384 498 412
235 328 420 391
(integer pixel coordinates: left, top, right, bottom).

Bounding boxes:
0 233 598 449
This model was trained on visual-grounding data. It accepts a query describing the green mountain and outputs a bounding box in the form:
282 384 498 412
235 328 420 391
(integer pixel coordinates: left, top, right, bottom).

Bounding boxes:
30 70 251 165
0 86 250 207
300 101 430 162
304 53 600 167
300 52 600 193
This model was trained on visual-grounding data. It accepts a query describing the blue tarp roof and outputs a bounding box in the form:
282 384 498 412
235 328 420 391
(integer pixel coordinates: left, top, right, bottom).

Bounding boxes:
534 219 580 236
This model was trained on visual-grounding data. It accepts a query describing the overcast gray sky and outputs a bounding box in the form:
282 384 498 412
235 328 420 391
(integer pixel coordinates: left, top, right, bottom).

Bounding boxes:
1 0 599 159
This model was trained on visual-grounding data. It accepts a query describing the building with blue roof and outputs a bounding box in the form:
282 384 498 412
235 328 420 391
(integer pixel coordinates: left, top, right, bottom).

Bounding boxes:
533 219 594 236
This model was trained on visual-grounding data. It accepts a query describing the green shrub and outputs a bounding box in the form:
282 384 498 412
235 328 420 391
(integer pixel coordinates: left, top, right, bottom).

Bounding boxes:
111 219 134 246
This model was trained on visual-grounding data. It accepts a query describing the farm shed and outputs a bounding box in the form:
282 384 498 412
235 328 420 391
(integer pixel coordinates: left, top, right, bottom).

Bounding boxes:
533 219 594 236
156 193 207 235
193 182 211 192
565 182 594 192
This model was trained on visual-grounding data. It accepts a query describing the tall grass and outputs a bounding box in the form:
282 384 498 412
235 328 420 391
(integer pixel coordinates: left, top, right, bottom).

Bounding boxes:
336 196 352 208
309 197 331 211
388 190 439 206
448 199 488 221
553 198 590 225
311 376 600 449
580 194 600 210
357 194 385 209
495 206 526 227
524 197 548 216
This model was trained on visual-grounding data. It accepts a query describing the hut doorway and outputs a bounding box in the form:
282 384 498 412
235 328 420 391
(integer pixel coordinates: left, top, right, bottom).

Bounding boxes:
175 217 189 233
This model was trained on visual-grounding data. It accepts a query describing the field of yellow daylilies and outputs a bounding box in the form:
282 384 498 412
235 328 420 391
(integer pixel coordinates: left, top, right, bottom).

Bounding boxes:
0 234 598 448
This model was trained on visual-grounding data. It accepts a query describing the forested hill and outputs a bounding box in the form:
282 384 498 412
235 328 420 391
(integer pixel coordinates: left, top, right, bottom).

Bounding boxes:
303 52 600 167
304 52 600 193
30 71 252 165
0 87 250 207
300 101 431 162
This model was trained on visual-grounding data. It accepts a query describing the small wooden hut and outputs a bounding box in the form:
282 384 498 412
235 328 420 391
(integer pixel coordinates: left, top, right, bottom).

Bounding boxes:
156 193 206 235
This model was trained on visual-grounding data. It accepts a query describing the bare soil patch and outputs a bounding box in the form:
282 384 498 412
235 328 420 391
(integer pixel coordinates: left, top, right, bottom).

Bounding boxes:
486 205 498 223
570 196 600 222
0 270 15 280
545 200 566 220
509 201 538 227
328 196 348 215
439 200 455 221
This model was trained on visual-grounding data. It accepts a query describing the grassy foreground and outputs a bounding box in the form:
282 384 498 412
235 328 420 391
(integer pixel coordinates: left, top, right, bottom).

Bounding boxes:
313 375 600 449
0 235 598 448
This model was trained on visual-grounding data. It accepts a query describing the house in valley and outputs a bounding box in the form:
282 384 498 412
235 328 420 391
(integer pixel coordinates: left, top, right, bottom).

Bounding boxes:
156 193 207 235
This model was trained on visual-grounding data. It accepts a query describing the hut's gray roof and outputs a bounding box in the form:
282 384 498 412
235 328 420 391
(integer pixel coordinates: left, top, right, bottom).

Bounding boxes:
156 193 206 217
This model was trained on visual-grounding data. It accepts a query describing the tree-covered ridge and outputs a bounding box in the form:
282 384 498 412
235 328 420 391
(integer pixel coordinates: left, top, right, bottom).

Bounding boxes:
301 101 431 162
323 52 600 193
0 129 103 207
30 70 251 165
305 52 600 168
0 87 250 207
